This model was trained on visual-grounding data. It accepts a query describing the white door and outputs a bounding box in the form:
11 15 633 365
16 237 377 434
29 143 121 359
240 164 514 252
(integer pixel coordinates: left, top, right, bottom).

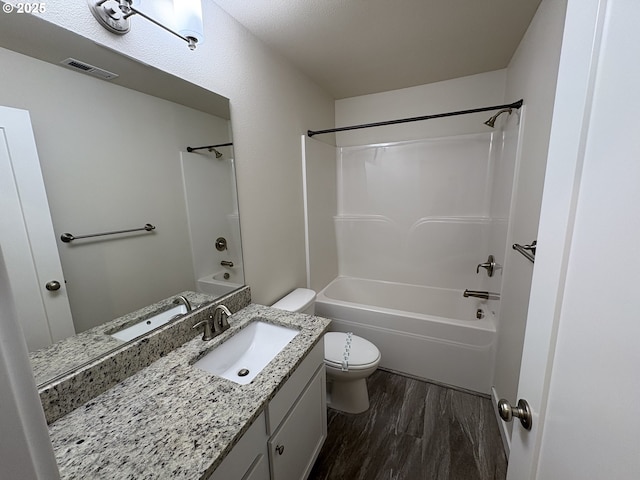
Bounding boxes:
0 106 75 351
507 0 640 477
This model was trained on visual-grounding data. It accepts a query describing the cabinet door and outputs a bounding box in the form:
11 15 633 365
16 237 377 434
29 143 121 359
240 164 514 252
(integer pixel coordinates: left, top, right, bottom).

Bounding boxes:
208 412 269 480
269 366 327 480
244 453 270 480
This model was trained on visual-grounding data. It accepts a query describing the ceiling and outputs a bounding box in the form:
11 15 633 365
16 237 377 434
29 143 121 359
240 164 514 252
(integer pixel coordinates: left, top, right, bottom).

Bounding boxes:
212 0 543 99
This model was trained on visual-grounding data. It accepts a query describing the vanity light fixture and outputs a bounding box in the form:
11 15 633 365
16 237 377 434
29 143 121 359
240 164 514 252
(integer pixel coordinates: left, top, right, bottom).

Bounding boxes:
88 0 204 50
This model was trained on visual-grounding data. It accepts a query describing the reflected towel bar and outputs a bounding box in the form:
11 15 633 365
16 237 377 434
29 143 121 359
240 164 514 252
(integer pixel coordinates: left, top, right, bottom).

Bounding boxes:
61 223 156 243
186 142 233 152
512 241 536 263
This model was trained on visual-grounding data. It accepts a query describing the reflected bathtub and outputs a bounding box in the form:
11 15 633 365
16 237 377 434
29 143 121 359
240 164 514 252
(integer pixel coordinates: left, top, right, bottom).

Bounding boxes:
316 276 496 393
197 272 243 297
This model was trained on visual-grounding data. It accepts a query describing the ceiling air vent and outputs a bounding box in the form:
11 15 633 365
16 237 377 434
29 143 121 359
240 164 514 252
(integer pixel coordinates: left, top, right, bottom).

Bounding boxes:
60 58 119 81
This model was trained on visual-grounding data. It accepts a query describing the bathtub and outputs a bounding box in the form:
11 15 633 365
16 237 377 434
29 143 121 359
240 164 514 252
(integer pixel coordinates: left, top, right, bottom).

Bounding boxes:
197 272 243 297
315 277 497 394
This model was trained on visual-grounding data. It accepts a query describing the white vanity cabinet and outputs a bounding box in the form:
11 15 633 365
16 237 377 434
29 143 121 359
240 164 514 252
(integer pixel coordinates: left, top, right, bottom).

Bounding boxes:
266 339 326 480
207 411 270 480
268 366 326 480
209 339 327 480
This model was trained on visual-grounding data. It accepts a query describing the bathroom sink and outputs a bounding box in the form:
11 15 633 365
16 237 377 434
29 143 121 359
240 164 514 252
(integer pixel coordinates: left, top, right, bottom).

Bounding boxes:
110 304 188 342
193 320 299 385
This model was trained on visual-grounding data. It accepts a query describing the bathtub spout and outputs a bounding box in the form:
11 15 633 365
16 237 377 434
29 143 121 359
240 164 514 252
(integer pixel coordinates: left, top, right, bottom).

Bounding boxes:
463 290 500 300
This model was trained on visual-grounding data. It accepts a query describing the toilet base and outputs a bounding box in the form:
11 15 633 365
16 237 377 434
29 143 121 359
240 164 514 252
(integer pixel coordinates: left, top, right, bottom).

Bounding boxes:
326 377 370 414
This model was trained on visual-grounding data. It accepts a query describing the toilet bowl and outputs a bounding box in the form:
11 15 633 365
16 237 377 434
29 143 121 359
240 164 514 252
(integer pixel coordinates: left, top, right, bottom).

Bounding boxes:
272 288 381 414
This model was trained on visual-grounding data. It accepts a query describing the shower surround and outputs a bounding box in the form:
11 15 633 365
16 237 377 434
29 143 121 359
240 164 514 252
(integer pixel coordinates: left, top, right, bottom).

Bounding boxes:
336 133 496 290
309 120 520 393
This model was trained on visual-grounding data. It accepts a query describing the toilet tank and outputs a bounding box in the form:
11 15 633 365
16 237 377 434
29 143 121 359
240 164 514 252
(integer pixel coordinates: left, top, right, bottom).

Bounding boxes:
272 288 316 315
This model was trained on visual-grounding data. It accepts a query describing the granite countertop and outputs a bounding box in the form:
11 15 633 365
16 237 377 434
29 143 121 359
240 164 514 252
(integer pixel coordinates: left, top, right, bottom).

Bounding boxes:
37 289 252 424
48 304 331 479
30 291 216 386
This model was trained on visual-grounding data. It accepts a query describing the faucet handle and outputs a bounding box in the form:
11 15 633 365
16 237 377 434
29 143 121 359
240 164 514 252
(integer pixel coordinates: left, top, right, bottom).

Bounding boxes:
476 255 496 277
213 305 232 331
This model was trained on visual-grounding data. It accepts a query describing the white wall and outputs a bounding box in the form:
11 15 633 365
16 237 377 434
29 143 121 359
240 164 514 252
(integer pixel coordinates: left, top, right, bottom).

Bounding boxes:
493 0 568 435
335 69 507 146
0 47 229 332
30 0 335 306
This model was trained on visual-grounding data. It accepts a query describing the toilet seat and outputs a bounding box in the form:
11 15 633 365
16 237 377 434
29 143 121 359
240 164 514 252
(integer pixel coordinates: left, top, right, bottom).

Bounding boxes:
324 332 381 370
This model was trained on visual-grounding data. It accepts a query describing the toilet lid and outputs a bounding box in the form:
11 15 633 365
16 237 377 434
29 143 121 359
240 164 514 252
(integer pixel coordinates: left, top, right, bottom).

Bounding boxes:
324 332 380 369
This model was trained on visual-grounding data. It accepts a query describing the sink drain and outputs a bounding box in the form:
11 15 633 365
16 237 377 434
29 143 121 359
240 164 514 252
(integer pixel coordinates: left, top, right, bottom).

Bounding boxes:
237 368 250 377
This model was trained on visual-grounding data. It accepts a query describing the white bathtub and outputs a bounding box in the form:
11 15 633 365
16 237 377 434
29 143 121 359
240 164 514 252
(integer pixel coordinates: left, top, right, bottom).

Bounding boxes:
315 277 497 394
197 272 243 297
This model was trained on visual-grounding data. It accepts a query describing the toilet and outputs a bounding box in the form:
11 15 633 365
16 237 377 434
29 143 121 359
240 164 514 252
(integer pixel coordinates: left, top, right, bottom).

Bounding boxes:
272 288 381 414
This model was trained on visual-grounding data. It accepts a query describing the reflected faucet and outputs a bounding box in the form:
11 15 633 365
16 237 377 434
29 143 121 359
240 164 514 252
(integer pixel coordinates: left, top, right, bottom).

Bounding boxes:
173 295 192 312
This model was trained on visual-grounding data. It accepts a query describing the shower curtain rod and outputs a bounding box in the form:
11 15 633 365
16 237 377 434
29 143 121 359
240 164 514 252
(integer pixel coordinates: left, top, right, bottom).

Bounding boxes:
186 142 233 152
307 99 524 137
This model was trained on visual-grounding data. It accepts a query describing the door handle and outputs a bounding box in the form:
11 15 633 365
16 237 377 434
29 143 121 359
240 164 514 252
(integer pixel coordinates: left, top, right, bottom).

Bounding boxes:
498 398 532 430
45 280 61 291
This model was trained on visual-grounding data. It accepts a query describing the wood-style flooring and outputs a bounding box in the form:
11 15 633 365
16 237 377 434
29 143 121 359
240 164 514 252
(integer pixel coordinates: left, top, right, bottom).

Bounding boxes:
308 369 507 480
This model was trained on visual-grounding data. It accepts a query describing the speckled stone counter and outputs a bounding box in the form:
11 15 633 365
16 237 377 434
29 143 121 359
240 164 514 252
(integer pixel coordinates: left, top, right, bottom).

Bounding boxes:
30 291 215 385
37 287 251 423
49 304 331 479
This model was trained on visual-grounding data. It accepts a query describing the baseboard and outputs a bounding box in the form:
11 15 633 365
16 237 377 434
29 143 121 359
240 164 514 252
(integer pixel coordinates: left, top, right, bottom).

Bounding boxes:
378 367 489 399
491 386 511 457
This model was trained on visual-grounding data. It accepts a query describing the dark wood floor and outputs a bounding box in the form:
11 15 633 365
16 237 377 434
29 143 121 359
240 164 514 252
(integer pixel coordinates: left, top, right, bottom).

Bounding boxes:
308 370 507 480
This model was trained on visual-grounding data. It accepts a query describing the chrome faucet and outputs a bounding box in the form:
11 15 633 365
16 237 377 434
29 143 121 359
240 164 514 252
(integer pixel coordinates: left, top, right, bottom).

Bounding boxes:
463 290 500 300
192 304 232 341
213 305 232 332
220 261 234 267
173 295 192 312
193 316 215 341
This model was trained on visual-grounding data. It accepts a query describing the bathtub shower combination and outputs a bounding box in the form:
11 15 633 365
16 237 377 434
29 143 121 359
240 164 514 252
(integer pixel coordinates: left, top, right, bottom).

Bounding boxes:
316 277 496 393
306 110 521 394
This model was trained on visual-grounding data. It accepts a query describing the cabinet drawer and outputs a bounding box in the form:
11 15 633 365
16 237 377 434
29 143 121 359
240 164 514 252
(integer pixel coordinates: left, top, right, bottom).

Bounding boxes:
268 366 327 480
267 339 324 434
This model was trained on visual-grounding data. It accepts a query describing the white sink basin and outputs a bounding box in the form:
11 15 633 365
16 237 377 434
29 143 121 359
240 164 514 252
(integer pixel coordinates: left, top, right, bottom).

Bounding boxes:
111 304 188 342
194 320 299 385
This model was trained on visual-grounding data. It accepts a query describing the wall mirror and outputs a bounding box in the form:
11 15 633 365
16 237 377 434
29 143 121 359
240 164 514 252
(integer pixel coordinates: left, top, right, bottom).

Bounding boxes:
0 12 244 386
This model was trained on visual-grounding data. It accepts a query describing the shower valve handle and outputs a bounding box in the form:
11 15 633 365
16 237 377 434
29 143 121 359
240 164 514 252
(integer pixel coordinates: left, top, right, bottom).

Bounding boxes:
476 255 496 277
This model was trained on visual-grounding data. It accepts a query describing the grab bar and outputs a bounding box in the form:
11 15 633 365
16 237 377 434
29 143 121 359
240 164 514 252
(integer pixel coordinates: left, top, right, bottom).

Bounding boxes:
61 223 156 243
463 290 500 300
512 240 536 263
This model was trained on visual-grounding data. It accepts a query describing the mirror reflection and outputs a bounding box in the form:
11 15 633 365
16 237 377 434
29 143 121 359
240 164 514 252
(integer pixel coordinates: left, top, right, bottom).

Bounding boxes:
0 25 244 386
